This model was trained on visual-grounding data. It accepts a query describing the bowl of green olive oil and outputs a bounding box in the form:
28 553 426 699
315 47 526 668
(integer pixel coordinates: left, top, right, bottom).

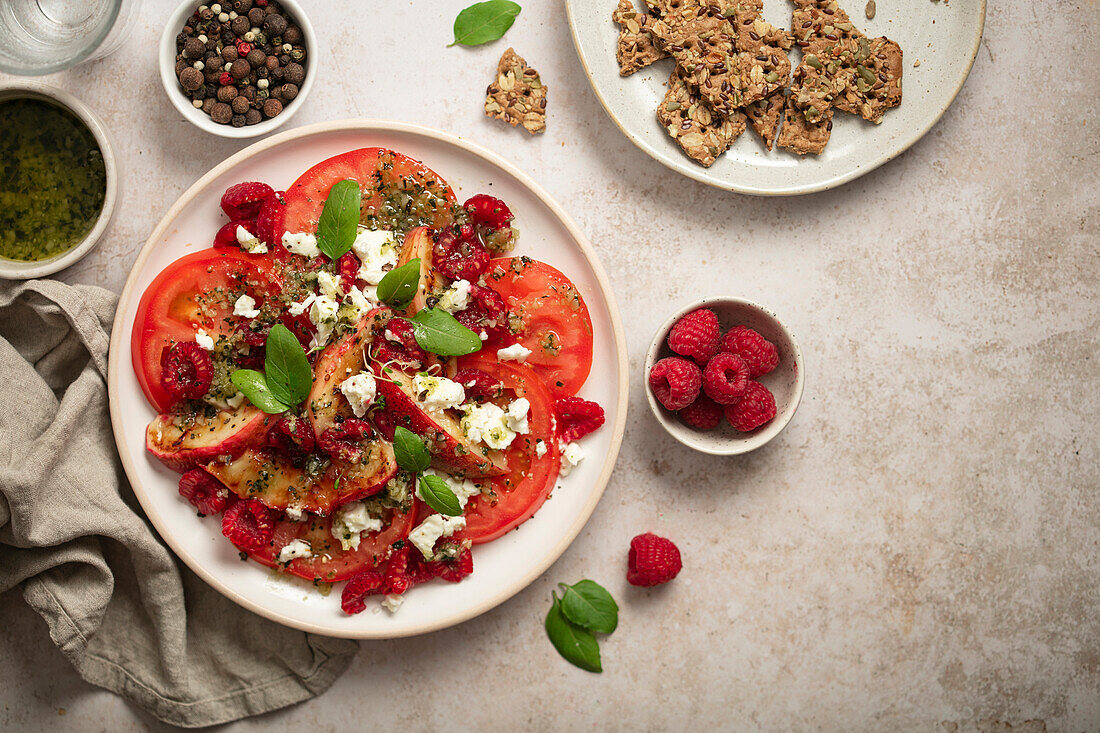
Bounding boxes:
0 82 116 279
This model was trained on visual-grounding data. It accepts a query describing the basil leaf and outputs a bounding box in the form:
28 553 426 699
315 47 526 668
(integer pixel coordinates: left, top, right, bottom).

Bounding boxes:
560 580 619 634
418 474 462 517
263 324 312 407
409 309 482 356
449 0 521 47
316 179 361 260
376 258 420 309
230 369 290 414
545 592 602 673
393 426 431 473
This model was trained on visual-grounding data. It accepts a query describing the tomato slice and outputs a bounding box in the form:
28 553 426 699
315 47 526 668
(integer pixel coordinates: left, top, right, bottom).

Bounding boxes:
131 249 280 412
283 148 456 235
249 503 417 582
452 355 560 543
485 257 594 398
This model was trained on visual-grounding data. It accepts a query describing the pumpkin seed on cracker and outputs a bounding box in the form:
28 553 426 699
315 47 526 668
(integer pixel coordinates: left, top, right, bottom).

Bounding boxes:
485 48 547 135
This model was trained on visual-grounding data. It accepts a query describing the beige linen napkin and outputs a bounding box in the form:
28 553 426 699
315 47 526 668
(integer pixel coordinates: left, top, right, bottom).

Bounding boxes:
0 279 358 728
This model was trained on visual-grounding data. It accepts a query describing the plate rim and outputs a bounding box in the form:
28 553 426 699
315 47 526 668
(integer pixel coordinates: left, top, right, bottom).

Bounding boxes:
106 119 630 639
564 0 987 196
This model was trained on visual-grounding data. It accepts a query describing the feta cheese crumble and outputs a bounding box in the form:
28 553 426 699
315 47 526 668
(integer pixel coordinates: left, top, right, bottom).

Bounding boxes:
535 439 548 458
381 594 405 614
559 441 585 476
307 294 340 350
284 504 305 522
505 398 531 434
195 329 215 351
232 294 260 319
497 343 532 363
331 501 384 551
339 372 377 418
460 401 515 450
436 279 472 314
277 539 312 564
408 514 467 560
236 225 267 254
226 392 246 410
316 270 342 299
351 228 399 284
412 375 465 413
281 231 321 258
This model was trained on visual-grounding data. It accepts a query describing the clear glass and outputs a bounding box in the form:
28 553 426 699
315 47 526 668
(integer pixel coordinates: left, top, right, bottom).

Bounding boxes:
0 0 141 76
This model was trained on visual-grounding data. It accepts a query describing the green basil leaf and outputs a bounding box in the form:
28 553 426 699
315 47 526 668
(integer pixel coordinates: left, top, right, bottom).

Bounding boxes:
418 474 462 517
263 324 312 407
560 580 619 634
409 309 482 356
393 426 431 473
230 369 290 414
376 258 420 309
316 179 361 260
545 592 602 673
449 0 521 47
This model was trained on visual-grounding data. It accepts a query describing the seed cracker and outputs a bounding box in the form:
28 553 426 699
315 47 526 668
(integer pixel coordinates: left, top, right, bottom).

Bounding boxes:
744 92 784 150
776 87 832 155
484 48 547 135
612 0 668 76
657 68 747 167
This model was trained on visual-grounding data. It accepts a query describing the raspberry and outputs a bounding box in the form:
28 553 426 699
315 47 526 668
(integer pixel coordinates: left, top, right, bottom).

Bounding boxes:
373 318 425 369
382 546 412 595
677 394 723 430
213 219 255 248
318 418 374 463
267 414 317 455
463 193 514 230
702 352 750 405
454 368 504 402
722 326 779 378
627 532 682 587
254 192 286 246
178 468 230 516
336 252 360 293
220 181 274 219
340 568 384 615
161 342 214 401
555 397 605 443
648 356 701 411
454 284 508 336
435 226 490 282
436 547 473 583
723 381 777 431
668 308 720 364
221 499 275 552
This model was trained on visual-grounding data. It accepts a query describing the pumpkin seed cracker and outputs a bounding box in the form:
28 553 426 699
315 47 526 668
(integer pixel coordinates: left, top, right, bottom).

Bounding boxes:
744 92 784 150
657 68 747 167
485 48 547 135
612 0 668 76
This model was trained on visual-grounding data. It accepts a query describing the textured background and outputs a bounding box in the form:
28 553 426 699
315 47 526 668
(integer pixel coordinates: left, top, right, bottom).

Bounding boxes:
2 0 1098 730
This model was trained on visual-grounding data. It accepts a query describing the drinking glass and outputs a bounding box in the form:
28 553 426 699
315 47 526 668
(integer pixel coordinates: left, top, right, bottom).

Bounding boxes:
0 0 141 75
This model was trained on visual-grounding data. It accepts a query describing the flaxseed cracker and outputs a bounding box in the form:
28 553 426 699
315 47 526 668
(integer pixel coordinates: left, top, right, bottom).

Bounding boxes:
776 87 832 155
744 92 784 150
657 68 747 167
485 48 547 135
612 0 668 76
721 0 792 52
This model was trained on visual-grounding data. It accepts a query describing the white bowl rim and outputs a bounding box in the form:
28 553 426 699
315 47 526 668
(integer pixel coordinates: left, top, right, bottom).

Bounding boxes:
643 296 805 456
0 81 118 280
158 0 318 139
106 118 630 639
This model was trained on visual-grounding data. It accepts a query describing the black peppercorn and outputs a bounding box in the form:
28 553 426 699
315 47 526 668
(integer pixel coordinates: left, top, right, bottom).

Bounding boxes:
278 53 290 65
231 95 250 114
202 98 216 114
245 108 262 125
176 32 188 47
283 26 302 44
233 0 253 12
229 58 250 80
174 58 188 77
210 102 233 124
247 7 265 26
246 48 266 67
182 37 205 59
179 66 204 91
278 82 298 100
255 66 268 79
217 85 238 102
231 113 246 127
204 82 218 97
283 62 305 85
262 98 282 118
264 55 278 71
204 67 222 84
221 45 238 62
263 13 287 36
200 7 214 20
230 16 249 35
239 86 256 102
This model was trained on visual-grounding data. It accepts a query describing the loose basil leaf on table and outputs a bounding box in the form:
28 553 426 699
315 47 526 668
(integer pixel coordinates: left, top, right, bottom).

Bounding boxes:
263 324 312 407
409 309 482 356
393 426 431 473
230 369 290 414
545 592 602 673
449 0 521 47
316 178 361 260
418 474 462 517
377 258 420 309
559 580 619 635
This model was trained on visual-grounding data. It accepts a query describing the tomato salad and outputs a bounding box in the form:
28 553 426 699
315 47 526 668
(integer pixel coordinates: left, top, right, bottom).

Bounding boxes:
135 148 606 615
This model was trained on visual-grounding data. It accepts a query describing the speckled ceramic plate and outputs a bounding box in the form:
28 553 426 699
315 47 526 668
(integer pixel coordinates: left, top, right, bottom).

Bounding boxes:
107 120 628 639
565 0 985 195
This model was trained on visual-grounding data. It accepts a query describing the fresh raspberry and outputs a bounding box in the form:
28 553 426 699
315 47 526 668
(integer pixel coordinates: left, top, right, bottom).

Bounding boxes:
267 414 317 455
382 547 412 595
463 193 513 230
254 192 286 246
434 225 490 281
677 394 723 430
668 308 721 364
220 181 274 219
336 252 360 293
213 219 255 248
723 381 777 432
627 532 682 587
648 356 702 411
221 499 275 553
722 326 779 378
555 397 605 443
340 568 384 615
437 547 474 583
454 368 504 402
318 419 374 463
178 468 230 516
373 318 425 369
702 352 750 405
454 284 508 336
161 342 214 401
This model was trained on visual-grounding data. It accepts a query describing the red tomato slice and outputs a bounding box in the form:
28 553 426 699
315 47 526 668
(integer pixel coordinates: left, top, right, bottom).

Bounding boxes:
485 257 594 398
283 148 456 235
249 503 417 583
452 355 560 544
131 249 280 412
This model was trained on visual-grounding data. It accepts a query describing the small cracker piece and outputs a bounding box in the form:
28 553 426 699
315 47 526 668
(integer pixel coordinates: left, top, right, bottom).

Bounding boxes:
831 37 903 123
744 92 784 150
485 48 547 135
720 0 793 52
657 68 747 167
776 88 832 155
612 0 668 76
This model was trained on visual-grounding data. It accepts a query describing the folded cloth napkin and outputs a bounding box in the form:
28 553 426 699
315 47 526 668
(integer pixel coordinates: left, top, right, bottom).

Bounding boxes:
0 279 358 728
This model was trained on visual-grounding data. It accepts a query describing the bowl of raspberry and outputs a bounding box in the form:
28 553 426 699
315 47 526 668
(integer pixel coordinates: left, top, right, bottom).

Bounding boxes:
644 298 804 455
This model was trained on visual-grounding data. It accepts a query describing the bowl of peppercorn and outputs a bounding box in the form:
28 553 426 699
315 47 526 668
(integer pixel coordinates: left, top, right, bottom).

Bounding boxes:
160 0 315 138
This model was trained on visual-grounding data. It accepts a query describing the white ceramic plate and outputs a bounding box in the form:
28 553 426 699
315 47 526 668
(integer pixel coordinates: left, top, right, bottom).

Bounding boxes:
107 120 628 639
565 0 986 195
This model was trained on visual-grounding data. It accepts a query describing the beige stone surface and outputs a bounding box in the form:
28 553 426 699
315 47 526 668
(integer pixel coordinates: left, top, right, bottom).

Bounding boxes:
2 1 1098 730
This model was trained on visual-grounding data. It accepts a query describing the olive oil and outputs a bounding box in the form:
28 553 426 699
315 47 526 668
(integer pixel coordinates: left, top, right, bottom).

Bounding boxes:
0 98 107 262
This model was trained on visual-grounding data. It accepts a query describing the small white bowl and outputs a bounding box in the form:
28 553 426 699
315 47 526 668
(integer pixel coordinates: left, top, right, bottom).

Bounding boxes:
159 0 318 138
0 81 117 280
644 297 805 455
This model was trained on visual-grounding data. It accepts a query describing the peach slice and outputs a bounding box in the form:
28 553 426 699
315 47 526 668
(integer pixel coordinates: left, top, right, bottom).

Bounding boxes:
147 405 270 473
307 307 388 439
396 226 443 316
